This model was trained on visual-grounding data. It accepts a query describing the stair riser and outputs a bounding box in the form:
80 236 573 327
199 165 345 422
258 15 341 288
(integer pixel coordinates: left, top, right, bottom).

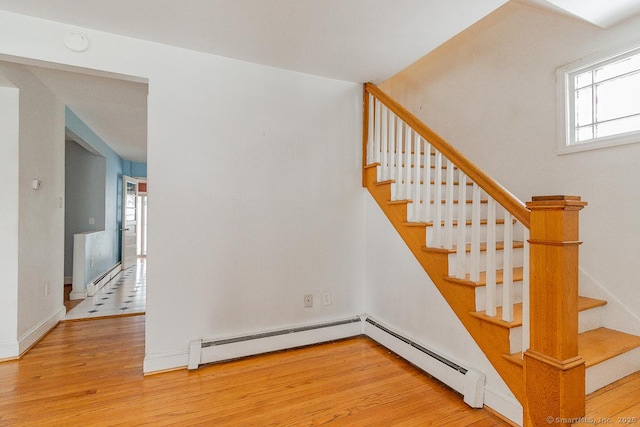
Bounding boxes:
586 347 640 394
377 162 462 183
391 183 474 204
579 306 604 334
474 282 524 312
447 249 525 276
426 223 519 246
407 201 490 222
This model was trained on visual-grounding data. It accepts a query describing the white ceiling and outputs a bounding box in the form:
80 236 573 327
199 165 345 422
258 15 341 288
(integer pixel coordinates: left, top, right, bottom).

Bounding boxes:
1 0 638 162
521 0 640 28
0 0 510 162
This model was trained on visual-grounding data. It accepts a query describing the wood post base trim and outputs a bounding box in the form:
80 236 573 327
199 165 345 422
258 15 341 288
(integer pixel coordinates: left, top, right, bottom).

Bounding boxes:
524 349 584 371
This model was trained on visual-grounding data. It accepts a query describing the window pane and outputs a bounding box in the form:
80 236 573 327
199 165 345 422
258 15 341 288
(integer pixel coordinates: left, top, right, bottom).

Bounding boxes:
575 70 593 89
594 52 640 83
595 114 640 139
576 125 594 142
594 71 640 122
575 87 593 127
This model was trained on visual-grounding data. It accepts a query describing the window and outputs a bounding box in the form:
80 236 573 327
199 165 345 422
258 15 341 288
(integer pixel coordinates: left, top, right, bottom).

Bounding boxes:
558 41 640 153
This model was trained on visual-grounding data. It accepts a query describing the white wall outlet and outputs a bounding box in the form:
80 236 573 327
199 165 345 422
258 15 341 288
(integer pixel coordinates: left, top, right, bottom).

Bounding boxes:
44 282 50 296
304 294 313 308
322 291 332 306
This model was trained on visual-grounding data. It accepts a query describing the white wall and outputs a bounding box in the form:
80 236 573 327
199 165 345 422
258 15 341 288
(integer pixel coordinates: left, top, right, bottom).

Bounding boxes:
0 82 20 358
0 11 365 369
0 61 66 356
379 2 640 332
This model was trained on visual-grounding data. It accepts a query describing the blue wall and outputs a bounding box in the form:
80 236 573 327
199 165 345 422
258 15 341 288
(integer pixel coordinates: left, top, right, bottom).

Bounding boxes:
123 160 147 178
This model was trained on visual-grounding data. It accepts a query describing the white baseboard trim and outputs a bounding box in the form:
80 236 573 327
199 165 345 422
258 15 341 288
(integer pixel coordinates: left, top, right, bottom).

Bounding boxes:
143 349 190 374
0 340 19 360
64 275 72 285
484 385 523 426
18 306 66 356
69 290 87 300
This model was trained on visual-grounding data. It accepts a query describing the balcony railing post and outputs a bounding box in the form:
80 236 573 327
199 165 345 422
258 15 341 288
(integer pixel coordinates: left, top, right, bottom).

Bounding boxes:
523 195 587 427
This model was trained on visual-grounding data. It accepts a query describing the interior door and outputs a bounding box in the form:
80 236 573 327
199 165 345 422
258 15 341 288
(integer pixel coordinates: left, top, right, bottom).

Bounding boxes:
121 176 138 269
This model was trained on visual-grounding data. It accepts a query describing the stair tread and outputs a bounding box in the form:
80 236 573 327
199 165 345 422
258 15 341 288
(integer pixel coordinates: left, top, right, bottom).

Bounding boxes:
375 179 472 186
446 267 525 287
504 327 640 367
422 240 525 254
472 296 607 329
387 199 489 205
403 218 513 228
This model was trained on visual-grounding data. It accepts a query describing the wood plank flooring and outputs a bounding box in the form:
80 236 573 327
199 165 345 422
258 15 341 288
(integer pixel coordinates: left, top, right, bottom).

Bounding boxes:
573 370 640 426
0 316 508 426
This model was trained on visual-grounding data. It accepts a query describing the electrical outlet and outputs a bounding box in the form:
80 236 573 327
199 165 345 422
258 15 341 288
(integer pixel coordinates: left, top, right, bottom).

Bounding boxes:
322 291 331 306
44 282 50 297
304 294 313 308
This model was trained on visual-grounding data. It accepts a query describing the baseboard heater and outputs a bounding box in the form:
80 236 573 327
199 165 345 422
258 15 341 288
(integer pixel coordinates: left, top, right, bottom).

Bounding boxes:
363 316 485 408
365 317 467 374
87 262 122 297
189 316 362 370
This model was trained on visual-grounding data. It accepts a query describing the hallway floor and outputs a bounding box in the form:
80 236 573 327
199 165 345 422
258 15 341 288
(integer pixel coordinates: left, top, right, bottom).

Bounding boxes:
64 258 146 320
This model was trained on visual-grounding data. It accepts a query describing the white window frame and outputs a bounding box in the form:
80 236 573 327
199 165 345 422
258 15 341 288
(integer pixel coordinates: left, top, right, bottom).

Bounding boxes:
557 39 640 154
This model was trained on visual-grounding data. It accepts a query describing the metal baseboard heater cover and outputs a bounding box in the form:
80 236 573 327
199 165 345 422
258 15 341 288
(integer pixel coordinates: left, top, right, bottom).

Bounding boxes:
188 317 361 369
365 317 467 374
365 317 484 408
202 317 361 348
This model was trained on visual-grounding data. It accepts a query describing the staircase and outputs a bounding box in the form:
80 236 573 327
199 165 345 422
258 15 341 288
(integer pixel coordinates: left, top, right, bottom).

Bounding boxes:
362 83 640 425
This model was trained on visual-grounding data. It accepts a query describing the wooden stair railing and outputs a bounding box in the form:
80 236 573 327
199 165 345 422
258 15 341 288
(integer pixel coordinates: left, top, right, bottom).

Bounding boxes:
362 83 587 426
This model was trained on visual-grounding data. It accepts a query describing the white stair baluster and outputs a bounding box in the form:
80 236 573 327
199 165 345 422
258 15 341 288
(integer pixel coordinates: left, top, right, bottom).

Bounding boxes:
388 112 396 191
412 134 422 221
374 99 381 165
395 118 403 200
486 198 497 317
456 173 467 279
367 93 374 165
433 151 443 246
502 211 514 322
522 227 530 353
381 105 388 181
404 123 411 202
470 183 481 282
444 158 455 249
422 141 432 223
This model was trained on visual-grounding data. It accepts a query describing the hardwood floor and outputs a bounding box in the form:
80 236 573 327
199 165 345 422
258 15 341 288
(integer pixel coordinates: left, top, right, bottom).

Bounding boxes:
0 316 508 426
63 283 82 312
573 370 640 426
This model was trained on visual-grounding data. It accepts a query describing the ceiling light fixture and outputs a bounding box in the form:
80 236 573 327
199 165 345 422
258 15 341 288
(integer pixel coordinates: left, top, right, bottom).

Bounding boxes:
63 31 89 52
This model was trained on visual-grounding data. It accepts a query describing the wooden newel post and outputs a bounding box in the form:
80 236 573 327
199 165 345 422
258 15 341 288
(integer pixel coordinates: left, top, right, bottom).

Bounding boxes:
523 195 587 426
